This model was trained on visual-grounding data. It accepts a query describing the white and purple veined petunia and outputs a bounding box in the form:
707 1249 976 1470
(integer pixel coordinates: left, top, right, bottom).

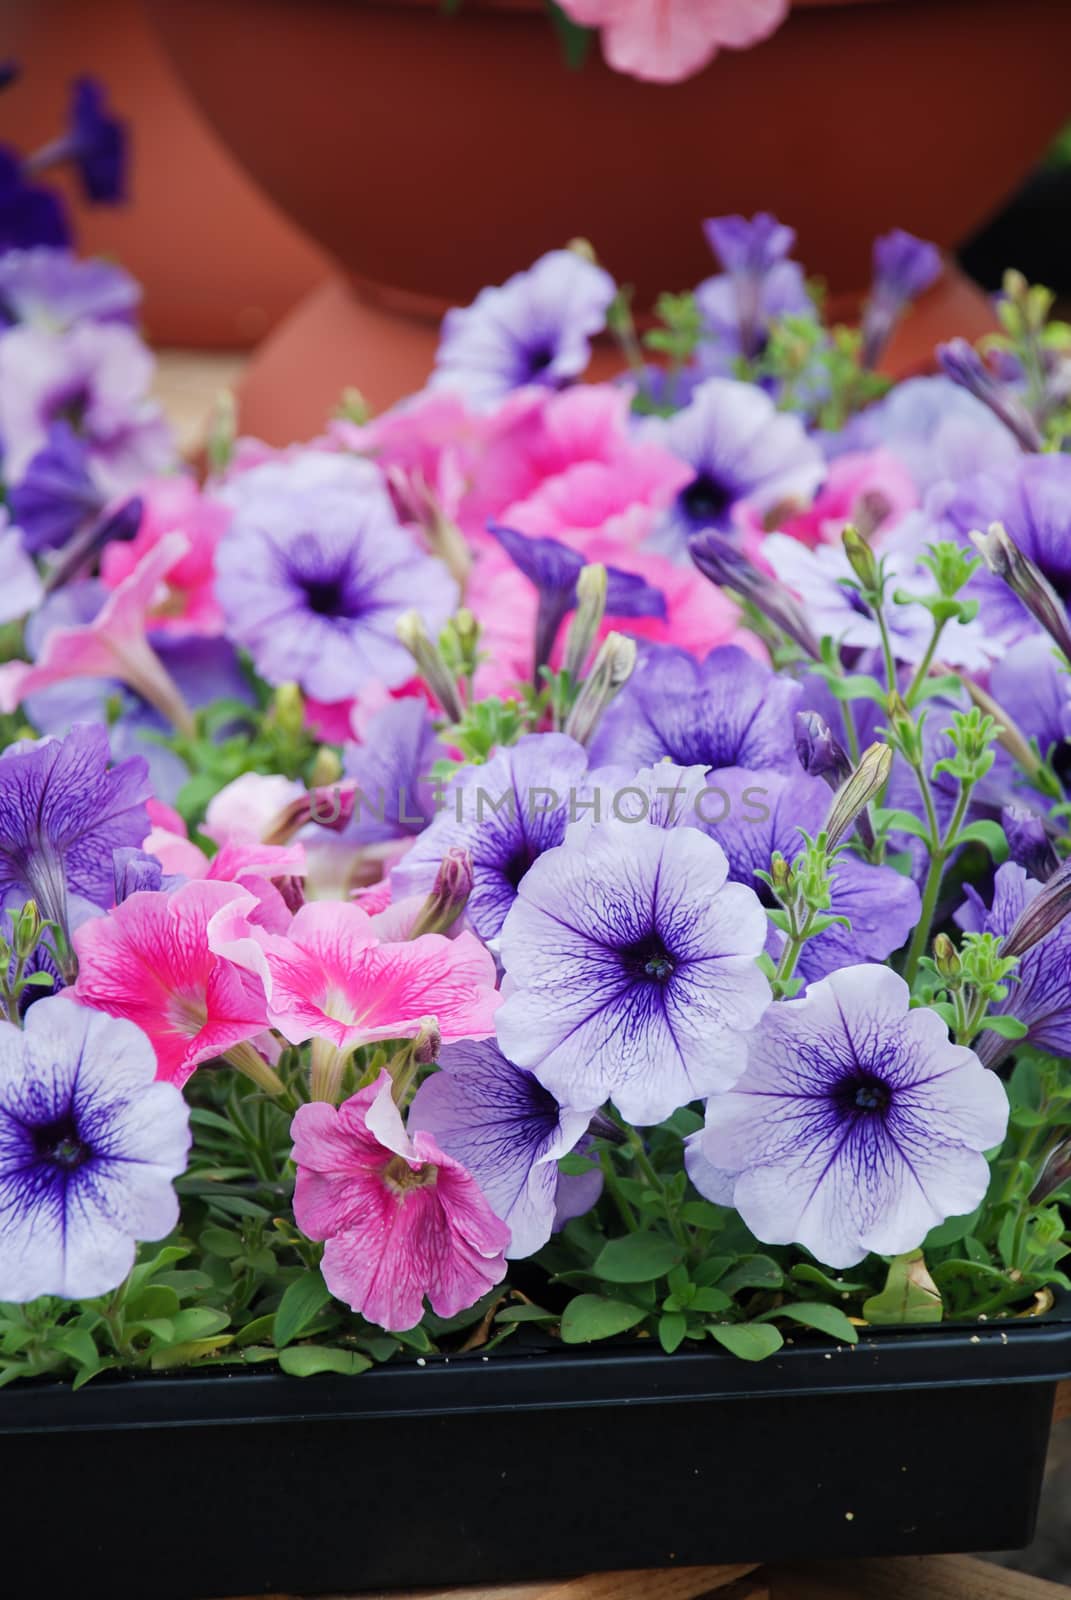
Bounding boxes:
686 964 1009 1269
495 817 771 1125
408 1038 595 1258
0 996 191 1300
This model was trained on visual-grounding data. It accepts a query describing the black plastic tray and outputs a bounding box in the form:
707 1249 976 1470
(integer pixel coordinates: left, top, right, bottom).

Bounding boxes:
3 1315 1070 1599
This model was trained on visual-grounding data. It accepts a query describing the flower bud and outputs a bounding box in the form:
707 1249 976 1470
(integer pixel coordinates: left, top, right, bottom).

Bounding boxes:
768 851 792 898
263 780 358 845
794 710 852 788
938 339 1043 452
309 746 343 788
1002 859 1071 960
395 611 465 722
824 742 892 851
841 524 880 593
409 847 474 939
13 900 42 960
932 932 961 983
563 563 608 680
970 523 1071 663
564 632 637 747
410 1018 442 1066
1002 805 1060 884
272 682 305 738
690 531 820 660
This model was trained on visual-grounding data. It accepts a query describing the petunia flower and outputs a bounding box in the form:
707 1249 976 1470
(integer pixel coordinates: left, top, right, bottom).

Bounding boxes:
956 862 1071 1067
0 146 69 252
24 76 127 205
430 249 616 408
291 1070 510 1332
201 772 307 849
0 532 197 734
6 421 105 553
697 211 815 368
0 520 43 624
733 448 917 560
207 897 500 1052
392 732 592 941
836 375 1020 497
409 1038 592 1258
557 0 788 84
341 697 446 849
0 247 139 332
588 642 800 775
861 230 942 368
496 818 771 1124
0 996 190 1301
100 474 231 635
73 879 272 1088
215 449 458 701
686 965 1008 1269
0 722 150 935
651 377 825 551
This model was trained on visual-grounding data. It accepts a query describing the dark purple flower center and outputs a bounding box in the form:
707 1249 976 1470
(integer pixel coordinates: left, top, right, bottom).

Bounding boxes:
619 931 676 984
48 381 91 430
32 1113 92 1171
679 471 734 530
525 342 555 377
301 574 348 617
503 841 542 891
832 1073 892 1119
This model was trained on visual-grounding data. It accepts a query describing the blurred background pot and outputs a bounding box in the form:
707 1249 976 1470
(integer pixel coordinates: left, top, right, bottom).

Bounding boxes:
144 0 1071 438
1 0 329 348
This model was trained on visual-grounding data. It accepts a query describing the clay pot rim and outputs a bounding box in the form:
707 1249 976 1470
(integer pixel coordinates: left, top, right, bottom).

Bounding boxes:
354 0 886 13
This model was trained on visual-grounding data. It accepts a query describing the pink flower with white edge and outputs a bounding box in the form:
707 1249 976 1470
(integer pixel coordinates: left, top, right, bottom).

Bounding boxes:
558 0 788 84
208 897 500 1051
0 531 195 734
202 772 306 847
100 474 231 636
735 448 918 563
291 1070 509 1331
73 879 271 1087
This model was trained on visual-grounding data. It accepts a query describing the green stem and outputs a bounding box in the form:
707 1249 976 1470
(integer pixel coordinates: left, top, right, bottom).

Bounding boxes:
598 1147 639 1233
902 773 972 988
875 604 899 696
629 1137 690 1252
904 620 946 710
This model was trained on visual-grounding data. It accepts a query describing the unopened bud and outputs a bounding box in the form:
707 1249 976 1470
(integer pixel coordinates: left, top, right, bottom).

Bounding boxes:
690 531 820 659
396 611 465 722
932 932 961 983
13 900 42 960
272 682 305 738
1002 805 1061 884
411 1018 442 1066
886 692 922 765
970 523 1071 663
769 852 792 896
794 711 852 789
841 524 879 593
409 847 474 939
564 632 636 747
938 339 1043 452
566 236 598 263
824 742 892 851
563 563 608 680
1002 859 1071 960
263 779 358 844
309 746 343 788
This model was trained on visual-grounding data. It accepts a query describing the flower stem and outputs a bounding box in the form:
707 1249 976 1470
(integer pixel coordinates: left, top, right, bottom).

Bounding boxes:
224 1041 285 1098
598 1146 638 1233
902 779 973 988
308 1036 347 1103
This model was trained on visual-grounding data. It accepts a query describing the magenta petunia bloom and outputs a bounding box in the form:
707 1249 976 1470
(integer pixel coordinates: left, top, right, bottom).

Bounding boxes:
0 996 190 1301
686 965 1008 1269
557 0 788 84
73 878 271 1088
496 818 770 1124
207 897 500 1052
291 1070 510 1331
99 474 230 636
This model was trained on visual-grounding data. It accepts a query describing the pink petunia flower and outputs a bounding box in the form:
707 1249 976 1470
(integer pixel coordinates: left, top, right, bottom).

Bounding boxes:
0 531 196 734
558 0 788 85
207 897 500 1051
73 878 271 1087
735 448 918 563
99 474 231 636
201 772 307 847
291 1070 509 1331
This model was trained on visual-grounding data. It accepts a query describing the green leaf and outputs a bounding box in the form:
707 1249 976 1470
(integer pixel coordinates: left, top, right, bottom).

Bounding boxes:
776 1301 858 1344
923 1205 984 1249
199 1226 244 1260
822 672 888 706
558 1151 597 1176
707 1323 784 1361
234 1314 277 1347
53 1328 101 1368
151 1335 235 1369
125 1285 180 1321
862 1251 943 1325
277 1345 372 1377
273 1270 333 1349
790 1264 867 1295
978 1015 1029 1041
718 1255 784 1296
954 819 1009 859
658 1312 687 1354
679 1202 726 1231
873 807 933 843
494 1304 558 1325
593 1234 682 1283
559 1294 647 1344
545 0 594 70
167 1307 232 1342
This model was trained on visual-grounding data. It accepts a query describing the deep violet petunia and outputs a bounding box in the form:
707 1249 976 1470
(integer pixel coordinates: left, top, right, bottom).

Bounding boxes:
0 722 150 933
0 146 70 252
391 732 593 941
696 211 815 366
291 1070 510 1332
956 862 1071 1067
430 249 616 408
26 76 127 205
0 996 190 1301
7 421 105 553
341 697 446 849
214 450 458 700
409 1038 592 1258
651 376 824 549
685 964 1008 1269
587 643 801 775
860 230 941 367
495 817 771 1124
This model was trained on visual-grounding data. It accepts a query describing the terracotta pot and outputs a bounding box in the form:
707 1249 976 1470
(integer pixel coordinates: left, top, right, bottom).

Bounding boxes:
145 0 1071 435
0 0 329 348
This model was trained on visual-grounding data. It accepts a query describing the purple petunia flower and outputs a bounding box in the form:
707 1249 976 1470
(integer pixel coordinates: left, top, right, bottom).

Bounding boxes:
0 147 69 252
697 212 815 366
686 965 1008 1269
0 997 190 1300
0 247 139 331
495 818 771 1125
588 643 801 775
651 376 824 549
24 77 127 206
392 732 591 941
0 320 172 495
8 422 105 553
0 722 151 933
341 697 446 848
834 375 1020 494
490 521 666 670
860 230 942 368
0 518 43 624
430 249 616 409
957 862 1071 1066
408 1038 593 1258
215 450 458 702
988 633 1071 782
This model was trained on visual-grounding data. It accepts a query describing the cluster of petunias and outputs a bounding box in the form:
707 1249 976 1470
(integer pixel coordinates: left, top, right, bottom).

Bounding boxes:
4 201 1071 1364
